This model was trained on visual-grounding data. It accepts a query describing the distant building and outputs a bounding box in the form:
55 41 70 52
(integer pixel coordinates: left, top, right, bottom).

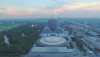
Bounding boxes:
88 31 98 36
77 33 84 38
84 36 100 49
31 24 34 27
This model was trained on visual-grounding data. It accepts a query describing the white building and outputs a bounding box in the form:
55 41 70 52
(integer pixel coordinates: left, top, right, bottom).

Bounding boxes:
88 31 98 36
26 47 74 57
37 36 67 47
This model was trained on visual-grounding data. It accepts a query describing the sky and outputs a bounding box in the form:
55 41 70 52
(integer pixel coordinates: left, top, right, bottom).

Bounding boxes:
0 0 100 19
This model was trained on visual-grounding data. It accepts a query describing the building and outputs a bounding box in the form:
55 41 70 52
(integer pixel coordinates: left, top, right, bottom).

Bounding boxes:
36 19 68 47
37 36 67 47
48 19 59 31
88 31 98 36
40 19 67 38
84 36 100 49
25 47 88 57
26 47 74 57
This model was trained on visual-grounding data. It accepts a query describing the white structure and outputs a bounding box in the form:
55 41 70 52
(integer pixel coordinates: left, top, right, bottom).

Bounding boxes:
22 33 25 36
26 47 74 57
88 31 98 36
37 36 67 47
4 35 9 45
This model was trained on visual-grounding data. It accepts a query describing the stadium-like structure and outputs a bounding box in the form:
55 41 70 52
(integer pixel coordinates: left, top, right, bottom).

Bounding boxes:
37 36 67 47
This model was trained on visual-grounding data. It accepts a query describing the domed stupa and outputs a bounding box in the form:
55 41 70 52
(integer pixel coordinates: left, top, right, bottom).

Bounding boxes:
48 19 59 32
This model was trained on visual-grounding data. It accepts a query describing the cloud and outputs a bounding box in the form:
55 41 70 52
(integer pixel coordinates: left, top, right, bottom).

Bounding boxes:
0 8 6 10
52 0 58 2
43 0 77 10
0 7 39 16
26 8 39 15
54 2 100 15
5 7 22 16
43 2 67 10
52 0 76 2
23 11 28 12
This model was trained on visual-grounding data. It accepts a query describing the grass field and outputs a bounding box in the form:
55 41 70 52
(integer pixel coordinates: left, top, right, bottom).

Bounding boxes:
0 24 22 30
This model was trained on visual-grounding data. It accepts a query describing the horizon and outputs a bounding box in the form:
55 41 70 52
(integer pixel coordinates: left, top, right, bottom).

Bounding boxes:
0 18 100 20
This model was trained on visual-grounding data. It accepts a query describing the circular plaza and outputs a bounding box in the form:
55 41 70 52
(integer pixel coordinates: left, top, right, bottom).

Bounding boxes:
37 36 67 47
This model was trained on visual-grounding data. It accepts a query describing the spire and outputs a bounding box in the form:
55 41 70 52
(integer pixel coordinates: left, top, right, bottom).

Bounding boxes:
52 14 53 19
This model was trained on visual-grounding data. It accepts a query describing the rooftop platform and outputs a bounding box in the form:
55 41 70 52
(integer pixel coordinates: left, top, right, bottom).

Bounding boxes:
30 47 73 52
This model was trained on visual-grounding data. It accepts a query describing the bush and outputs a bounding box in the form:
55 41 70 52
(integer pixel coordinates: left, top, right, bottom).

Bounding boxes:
76 40 83 50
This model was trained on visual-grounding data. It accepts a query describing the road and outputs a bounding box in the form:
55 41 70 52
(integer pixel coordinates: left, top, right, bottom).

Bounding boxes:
65 30 83 56
83 43 98 57
73 42 84 56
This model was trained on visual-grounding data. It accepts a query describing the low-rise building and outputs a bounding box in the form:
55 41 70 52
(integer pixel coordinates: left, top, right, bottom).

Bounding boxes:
26 47 74 57
84 36 100 49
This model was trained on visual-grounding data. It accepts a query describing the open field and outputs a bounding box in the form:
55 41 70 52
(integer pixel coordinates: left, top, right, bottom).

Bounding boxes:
0 24 22 30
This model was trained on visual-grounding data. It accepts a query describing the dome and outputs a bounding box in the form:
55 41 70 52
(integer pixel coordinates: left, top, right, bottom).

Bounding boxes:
48 19 59 31
37 36 67 47
44 37 61 43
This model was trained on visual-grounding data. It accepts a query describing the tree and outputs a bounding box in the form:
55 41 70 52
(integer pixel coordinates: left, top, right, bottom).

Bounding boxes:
94 48 100 51
83 49 87 56
83 49 86 52
71 37 76 42
0 33 4 42
76 40 83 50
97 35 100 38
70 42 73 48
0 20 47 56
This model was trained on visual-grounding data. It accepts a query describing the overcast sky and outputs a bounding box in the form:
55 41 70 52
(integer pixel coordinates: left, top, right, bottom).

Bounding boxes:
0 0 100 19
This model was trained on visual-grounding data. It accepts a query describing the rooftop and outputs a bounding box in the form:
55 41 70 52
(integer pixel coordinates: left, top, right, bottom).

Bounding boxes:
30 47 73 52
38 36 67 46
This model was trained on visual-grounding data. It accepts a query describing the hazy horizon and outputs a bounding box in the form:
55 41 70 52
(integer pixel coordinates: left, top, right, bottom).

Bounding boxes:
1 17 100 19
